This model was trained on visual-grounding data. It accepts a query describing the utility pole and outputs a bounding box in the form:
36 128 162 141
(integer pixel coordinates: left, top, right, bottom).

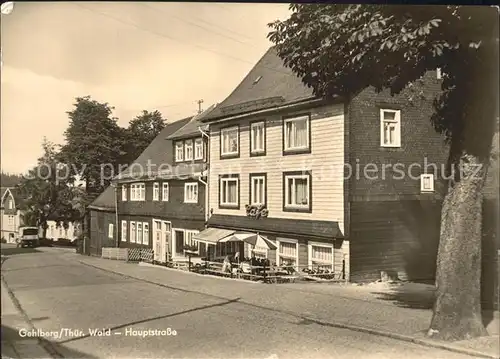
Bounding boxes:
197 99 204 114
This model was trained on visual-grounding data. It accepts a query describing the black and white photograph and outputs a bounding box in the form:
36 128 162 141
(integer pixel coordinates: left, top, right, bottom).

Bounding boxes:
1 2 499 359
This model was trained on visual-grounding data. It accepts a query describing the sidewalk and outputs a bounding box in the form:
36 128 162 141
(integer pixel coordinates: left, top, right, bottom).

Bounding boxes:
77 255 499 359
1 277 54 359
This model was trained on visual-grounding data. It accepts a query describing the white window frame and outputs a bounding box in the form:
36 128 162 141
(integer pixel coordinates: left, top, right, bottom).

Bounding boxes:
8 216 13 225
220 177 239 207
137 222 143 244
108 223 114 239
162 182 169 201
184 139 194 161
153 182 160 201
194 138 204 160
122 185 127 201
308 241 334 270
8 199 13 209
283 115 310 151
184 229 200 254
380 109 401 148
250 121 265 154
220 126 239 156
284 173 310 209
175 141 184 162
121 221 127 242
130 183 146 201
143 222 149 245
436 68 442 79
184 182 198 204
420 174 435 193
130 221 136 243
276 238 299 269
250 175 265 205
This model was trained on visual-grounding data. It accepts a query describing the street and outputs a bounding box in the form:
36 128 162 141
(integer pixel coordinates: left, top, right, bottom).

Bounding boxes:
0 247 486 359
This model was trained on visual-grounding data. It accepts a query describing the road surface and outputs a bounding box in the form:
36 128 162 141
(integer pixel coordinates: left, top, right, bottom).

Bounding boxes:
1 246 481 359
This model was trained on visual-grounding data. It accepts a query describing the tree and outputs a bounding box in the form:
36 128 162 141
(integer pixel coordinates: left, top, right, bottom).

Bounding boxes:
1 172 23 187
123 110 166 164
268 5 498 341
17 138 75 238
58 96 126 196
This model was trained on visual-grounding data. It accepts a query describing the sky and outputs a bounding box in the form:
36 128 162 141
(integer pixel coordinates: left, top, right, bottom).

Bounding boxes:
0 1 291 174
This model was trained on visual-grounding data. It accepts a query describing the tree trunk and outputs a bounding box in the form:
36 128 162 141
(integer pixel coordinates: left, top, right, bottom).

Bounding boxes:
428 153 490 341
429 23 498 340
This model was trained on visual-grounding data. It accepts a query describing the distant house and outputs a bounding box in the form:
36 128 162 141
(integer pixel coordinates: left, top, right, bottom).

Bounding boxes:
87 186 116 256
0 187 25 243
112 108 215 262
195 46 452 282
43 219 80 241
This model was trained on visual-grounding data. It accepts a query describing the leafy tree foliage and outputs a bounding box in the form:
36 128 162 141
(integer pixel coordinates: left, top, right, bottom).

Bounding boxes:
269 4 498 341
122 110 166 164
57 96 126 195
1 172 23 187
17 138 78 238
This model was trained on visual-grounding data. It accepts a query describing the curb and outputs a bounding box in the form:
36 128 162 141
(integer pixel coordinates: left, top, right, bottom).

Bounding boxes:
79 259 498 359
0 275 63 359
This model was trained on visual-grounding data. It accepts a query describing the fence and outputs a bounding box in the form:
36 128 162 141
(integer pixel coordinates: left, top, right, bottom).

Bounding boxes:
101 248 128 261
100 247 153 263
126 248 154 263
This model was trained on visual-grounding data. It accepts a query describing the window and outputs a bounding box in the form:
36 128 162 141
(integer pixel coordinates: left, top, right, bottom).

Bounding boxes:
195 138 204 160
8 199 13 209
8 216 13 225
143 223 149 245
121 221 127 242
250 121 265 154
308 242 334 270
122 185 127 201
250 174 266 205
184 182 198 203
220 126 239 157
421 174 435 192
130 222 136 243
284 115 310 152
277 239 298 268
175 141 184 162
108 223 114 239
284 172 311 211
137 223 143 244
220 175 239 208
162 183 169 201
130 183 146 201
153 182 160 201
185 230 200 252
184 139 194 161
436 68 442 79
380 109 401 147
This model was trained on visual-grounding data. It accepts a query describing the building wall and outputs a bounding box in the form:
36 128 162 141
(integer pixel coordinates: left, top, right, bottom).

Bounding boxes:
119 179 205 221
1 191 23 242
89 210 116 256
347 71 448 282
348 71 447 201
209 102 346 232
43 220 80 240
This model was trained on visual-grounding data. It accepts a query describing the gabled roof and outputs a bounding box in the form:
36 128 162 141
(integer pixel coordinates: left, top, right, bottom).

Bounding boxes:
1 186 24 209
115 117 192 181
167 104 217 140
88 186 116 211
202 47 314 122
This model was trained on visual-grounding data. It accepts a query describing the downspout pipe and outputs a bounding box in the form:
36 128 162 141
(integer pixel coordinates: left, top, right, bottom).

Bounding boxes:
111 183 119 248
198 126 210 225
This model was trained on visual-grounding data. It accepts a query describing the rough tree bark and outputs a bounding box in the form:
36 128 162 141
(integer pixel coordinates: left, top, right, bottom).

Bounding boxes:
429 34 498 341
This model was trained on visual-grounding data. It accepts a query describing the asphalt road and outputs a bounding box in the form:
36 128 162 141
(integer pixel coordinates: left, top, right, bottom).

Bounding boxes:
0 246 480 359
